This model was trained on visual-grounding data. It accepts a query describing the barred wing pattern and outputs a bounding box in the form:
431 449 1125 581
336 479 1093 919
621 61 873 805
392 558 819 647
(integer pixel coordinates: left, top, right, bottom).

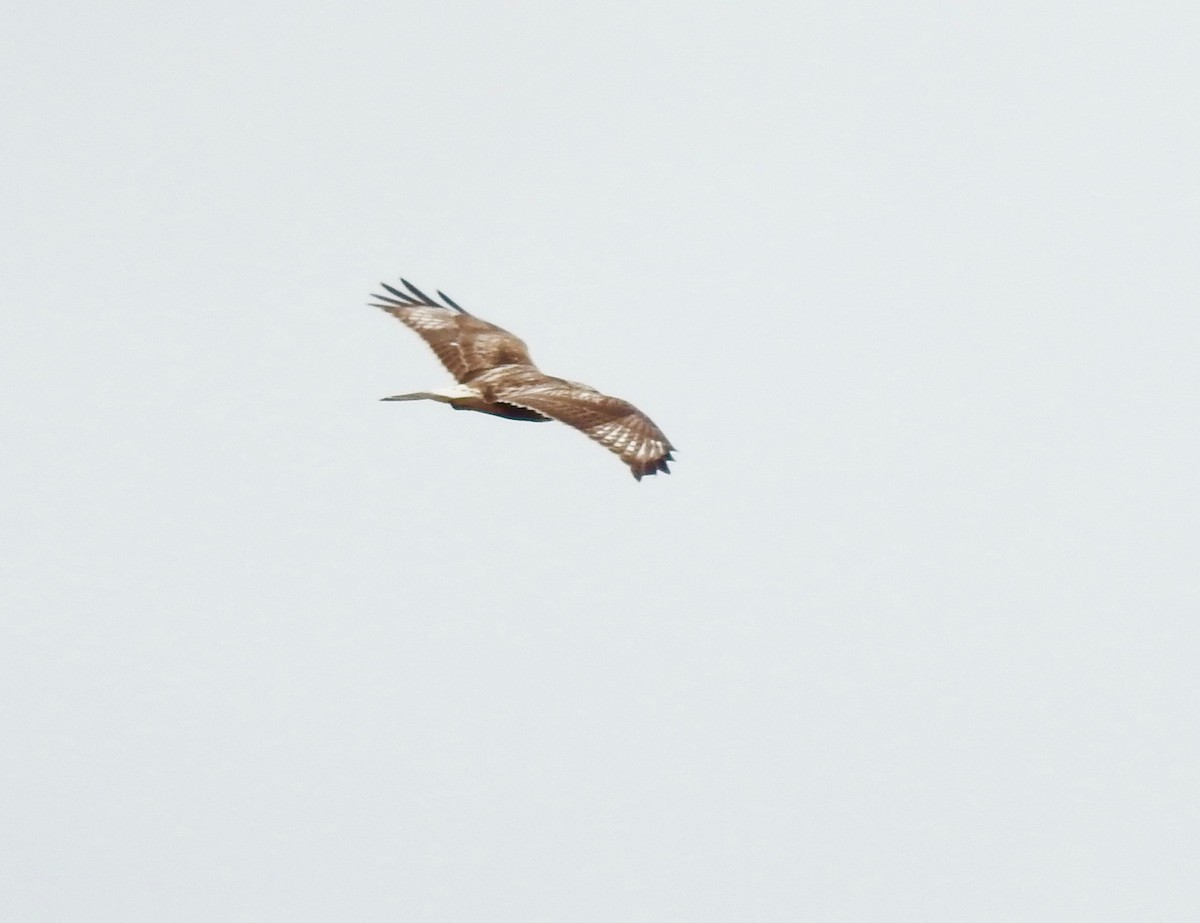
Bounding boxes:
370 280 534 383
490 378 675 481
372 277 675 480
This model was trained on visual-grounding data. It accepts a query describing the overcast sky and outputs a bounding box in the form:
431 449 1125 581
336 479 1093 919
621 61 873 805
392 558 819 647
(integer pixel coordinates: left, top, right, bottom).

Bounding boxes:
2 1 1198 919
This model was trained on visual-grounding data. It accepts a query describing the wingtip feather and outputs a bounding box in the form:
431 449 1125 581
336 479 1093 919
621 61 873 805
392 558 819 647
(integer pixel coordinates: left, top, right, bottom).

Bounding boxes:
437 289 470 314
401 278 438 304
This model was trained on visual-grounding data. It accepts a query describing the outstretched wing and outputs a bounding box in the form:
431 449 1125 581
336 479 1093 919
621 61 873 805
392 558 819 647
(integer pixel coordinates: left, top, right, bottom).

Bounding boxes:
493 375 675 480
370 279 535 383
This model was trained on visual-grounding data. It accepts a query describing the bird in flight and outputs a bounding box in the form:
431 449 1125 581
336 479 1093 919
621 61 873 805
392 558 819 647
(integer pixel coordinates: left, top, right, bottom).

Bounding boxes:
371 278 675 480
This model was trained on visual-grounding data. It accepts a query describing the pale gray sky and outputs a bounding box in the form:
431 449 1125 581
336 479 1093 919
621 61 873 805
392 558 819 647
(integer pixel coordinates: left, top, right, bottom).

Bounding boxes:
2 1 1198 919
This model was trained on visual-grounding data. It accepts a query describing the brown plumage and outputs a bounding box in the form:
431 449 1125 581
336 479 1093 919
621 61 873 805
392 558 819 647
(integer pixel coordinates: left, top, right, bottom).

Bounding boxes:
370 278 675 480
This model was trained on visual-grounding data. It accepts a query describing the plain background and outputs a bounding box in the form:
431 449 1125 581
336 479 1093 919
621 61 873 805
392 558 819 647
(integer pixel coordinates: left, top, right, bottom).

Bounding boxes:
2 2 1198 919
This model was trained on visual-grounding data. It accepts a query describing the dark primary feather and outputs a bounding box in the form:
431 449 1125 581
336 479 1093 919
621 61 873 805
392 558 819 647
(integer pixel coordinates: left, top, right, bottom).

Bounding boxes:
374 280 466 313
436 290 469 313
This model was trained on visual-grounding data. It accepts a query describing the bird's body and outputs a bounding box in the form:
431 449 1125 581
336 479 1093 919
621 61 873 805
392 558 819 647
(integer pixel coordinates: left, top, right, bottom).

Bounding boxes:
371 279 675 480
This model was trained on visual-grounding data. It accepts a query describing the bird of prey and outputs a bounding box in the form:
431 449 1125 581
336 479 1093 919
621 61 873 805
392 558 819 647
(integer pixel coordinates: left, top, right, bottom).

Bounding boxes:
371 278 675 480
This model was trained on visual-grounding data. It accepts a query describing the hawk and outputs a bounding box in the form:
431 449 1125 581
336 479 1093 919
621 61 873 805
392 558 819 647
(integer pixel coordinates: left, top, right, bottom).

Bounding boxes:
371 278 675 480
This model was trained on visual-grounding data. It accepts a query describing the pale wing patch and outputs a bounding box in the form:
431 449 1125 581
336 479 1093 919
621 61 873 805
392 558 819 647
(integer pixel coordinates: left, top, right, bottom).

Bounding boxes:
371 287 534 383
494 378 675 480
